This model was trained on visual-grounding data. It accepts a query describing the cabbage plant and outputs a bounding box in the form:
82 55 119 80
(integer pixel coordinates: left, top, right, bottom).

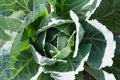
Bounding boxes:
0 0 120 80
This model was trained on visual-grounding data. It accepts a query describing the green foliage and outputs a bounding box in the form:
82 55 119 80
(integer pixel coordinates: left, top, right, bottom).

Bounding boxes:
0 11 23 48
84 64 105 80
56 0 97 20
0 0 119 80
38 72 54 80
103 35 120 80
83 22 106 69
0 0 50 16
91 0 120 34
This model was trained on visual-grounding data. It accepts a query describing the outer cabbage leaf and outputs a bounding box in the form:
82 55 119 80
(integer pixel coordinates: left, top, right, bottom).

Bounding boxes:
84 64 105 80
38 72 54 80
75 72 84 80
0 0 51 16
83 22 106 69
55 0 97 20
0 15 23 42
90 0 120 34
0 4 48 80
0 11 24 52
0 49 39 80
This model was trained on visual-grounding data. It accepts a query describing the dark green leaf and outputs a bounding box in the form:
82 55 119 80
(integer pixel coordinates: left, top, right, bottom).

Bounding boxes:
114 35 120 59
56 0 97 20
83 22 106 69
0 49 39 80
75 72 84 80
46 28 60 42
85 65 105 80
90 0 120 34
0 0 49 16
31 32 47 56
38 72 54 80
